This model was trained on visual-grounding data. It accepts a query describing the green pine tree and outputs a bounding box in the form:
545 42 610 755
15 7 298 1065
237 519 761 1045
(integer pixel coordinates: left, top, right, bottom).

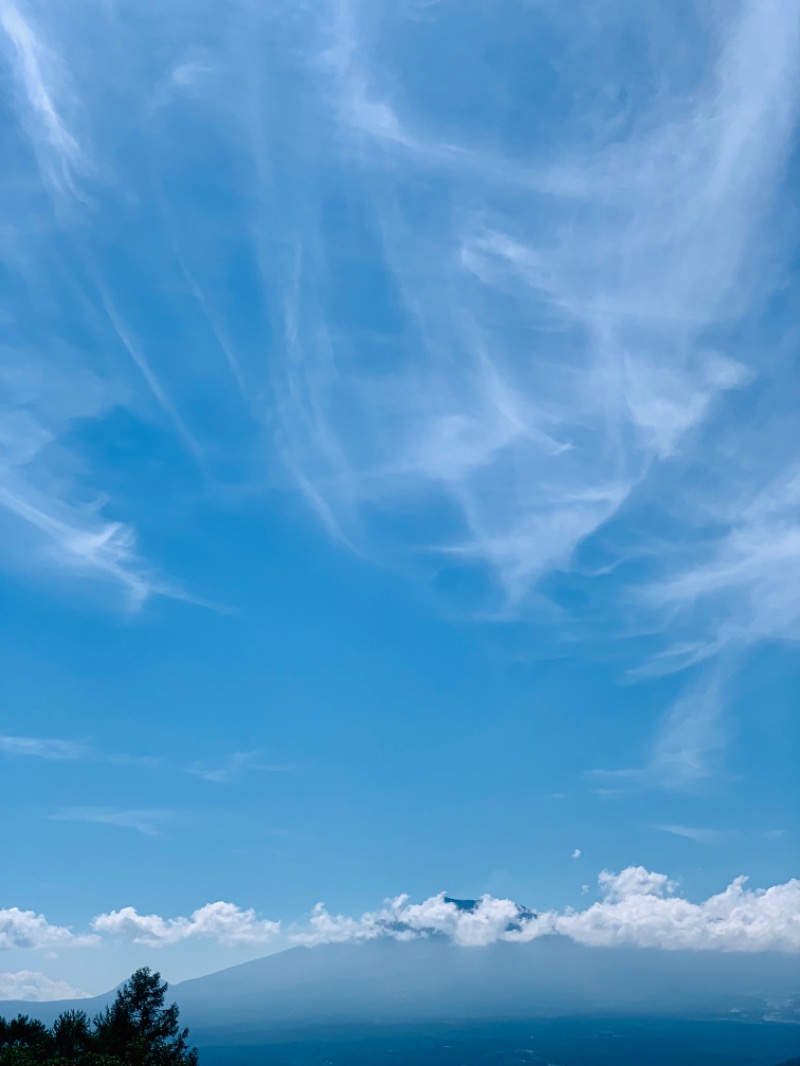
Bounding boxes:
0 968 197 1066
93 968 198 1066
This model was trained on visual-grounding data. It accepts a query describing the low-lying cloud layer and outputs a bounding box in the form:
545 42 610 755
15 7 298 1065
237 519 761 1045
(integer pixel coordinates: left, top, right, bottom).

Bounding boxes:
4 867 798 987
294 869 800 953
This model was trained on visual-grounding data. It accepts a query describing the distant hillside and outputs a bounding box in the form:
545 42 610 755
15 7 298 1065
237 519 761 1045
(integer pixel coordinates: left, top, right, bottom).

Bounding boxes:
2 938 799 1035
172 935 800 1036
2 937 798 1063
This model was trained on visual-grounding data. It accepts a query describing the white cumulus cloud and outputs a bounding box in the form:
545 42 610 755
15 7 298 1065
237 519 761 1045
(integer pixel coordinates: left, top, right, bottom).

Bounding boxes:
292 869 800 953
91 901 281 947
0 970 88 1001
294 894 527 949
548 868 800 952
0 907 97 951
7 869 800 958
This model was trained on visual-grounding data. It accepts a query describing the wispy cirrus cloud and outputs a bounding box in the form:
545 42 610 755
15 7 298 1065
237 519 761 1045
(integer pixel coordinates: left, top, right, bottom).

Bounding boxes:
264 0 799 786
0 0 797 791
3 0 796 616
0 735 89 761
97 287 206 467
652 825 731 846
642 466 800 669
186 749 297 784
0 0 84 195
590 667 731 791
49 807 172 837
1 733 298 782
271 0 796 608
0 1 198 609
0 733 159 770
0 340 156 606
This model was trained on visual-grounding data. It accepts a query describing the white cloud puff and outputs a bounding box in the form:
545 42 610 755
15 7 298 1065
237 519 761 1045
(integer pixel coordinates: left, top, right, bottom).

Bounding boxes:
0 971 88 1001
91 901 281 947
596 866 676 901
294 894 527 948
294 869 800 953
547 869 800 952
0 908 97 951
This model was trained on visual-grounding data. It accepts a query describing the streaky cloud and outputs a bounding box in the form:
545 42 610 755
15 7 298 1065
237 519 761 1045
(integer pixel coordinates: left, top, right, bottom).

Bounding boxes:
272 0 797 631
0 0 84 195
590 665 731 791
49 807 173 837
186 749 297 784
0 735 89 760
0 0 797 796
652 824 731 845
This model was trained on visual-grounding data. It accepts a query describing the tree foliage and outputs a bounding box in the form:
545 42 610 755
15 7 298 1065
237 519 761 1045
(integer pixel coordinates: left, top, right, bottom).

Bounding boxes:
0 969 198 1066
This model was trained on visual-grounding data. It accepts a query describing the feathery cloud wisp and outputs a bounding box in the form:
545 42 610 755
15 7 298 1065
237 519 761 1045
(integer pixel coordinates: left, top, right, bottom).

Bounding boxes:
589 667 731 791
272 0 797 613
0 735 88 761
0 0 83 194
653 825 730 845
0 1 797 797
49 807 172 837
186 749 295 784
0 344 156 606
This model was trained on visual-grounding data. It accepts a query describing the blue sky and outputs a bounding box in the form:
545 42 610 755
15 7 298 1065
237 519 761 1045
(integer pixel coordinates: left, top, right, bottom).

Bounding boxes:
1 0 799 998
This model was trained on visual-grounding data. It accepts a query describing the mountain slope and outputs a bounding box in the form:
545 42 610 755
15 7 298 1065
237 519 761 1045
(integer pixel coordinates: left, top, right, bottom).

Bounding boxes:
2 936 798 1058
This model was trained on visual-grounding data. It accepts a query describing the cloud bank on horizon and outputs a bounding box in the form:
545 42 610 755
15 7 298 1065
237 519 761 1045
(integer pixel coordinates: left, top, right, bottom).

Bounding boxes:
2 866 799 996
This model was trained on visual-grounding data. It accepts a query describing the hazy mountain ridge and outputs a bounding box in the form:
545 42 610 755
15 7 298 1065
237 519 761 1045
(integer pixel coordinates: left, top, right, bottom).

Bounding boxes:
3 935 798 1037
3 926 799 1066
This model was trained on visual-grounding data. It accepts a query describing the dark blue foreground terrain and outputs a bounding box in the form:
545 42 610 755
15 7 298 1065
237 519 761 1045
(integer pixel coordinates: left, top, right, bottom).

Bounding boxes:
196 1019 799 1066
